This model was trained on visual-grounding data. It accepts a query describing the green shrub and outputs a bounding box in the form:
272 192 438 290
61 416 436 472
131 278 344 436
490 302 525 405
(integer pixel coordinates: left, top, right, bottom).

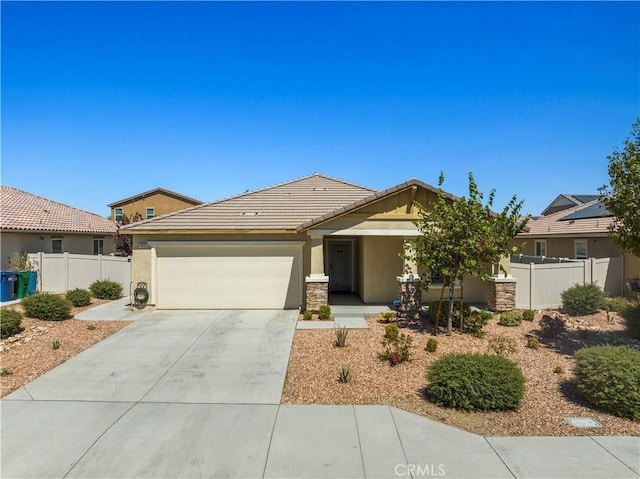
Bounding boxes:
553 365 564 374
65 288 91 307
428 301 491 336
380 333 413 366
605 296 634 314
574 345 640 421
427 353 525 411
302 310 313 321
621 303 640 340
1 309 23 339
425 338 438 352
21 293 72 321
487 336 517 357
561 283 605 316
385 323 399 342
89 279 123 300
522 310 535 322
526 337 539 349
318 305 331 320
52 339 60 350
498 311 522 327
539 314 566 337
378 311 396 322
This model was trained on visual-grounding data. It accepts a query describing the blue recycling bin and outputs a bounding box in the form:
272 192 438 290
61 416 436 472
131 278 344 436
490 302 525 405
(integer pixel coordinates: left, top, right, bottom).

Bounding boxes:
1 271 17 302
28 271 38 295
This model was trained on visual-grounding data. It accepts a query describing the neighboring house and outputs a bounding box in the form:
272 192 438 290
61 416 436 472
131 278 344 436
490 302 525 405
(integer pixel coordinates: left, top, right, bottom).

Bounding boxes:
0 186 117 269
514 198 640 295
108 187 203 223
540 194 600 216
122 174 491 310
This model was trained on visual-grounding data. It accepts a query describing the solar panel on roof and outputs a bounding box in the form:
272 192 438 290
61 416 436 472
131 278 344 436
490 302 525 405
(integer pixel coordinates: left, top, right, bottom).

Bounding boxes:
571 195 600 204
559 202 612 221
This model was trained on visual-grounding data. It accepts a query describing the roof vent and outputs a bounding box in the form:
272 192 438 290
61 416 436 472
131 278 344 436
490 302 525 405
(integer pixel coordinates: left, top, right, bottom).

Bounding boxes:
241 212 261 216
312 187 328 191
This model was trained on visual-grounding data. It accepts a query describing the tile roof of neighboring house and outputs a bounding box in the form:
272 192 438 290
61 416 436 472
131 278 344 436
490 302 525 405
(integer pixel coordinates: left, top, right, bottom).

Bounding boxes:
518 199 614 238
1 186 117 234
541 193 600 216
107 188 203 208
122 174 377 232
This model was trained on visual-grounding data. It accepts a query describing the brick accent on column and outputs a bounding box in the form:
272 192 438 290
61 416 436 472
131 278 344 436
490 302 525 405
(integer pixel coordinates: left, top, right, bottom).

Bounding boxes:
397 275 422 319
305 275 329 312
488 277 517 312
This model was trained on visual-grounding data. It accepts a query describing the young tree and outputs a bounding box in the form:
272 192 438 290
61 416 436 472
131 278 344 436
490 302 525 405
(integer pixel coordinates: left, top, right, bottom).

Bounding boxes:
600 118 640 256
113 213 143 256
405 172 528 335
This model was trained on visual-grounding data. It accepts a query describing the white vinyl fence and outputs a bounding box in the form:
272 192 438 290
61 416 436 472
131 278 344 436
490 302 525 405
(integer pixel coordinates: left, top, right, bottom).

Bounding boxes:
27 253 131 294
511 256 624 310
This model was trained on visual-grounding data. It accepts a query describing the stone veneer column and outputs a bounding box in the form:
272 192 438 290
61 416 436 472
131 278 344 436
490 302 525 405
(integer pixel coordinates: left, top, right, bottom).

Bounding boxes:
488 276 517 312
397 274 422 319
305 274 329 312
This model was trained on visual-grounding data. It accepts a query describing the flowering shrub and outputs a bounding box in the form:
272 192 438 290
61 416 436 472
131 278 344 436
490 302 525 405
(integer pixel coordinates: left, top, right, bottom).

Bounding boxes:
379 331 413 366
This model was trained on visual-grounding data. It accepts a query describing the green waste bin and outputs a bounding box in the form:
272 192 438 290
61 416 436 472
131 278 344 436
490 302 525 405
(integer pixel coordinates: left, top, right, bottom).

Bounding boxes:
15 271 32 299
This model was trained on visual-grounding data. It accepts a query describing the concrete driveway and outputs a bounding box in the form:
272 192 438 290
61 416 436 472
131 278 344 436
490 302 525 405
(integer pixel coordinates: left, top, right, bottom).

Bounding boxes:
2 309 638 479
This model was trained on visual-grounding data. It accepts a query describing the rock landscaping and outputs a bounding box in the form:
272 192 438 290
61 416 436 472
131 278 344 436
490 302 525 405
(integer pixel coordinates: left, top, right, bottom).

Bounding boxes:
0 299 132 397
282 307 640 436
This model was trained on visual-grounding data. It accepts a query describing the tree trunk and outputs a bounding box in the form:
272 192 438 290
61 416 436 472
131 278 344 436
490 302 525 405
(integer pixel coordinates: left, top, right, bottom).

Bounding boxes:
459 279 465 334
434 285 446 335
447 280 455 335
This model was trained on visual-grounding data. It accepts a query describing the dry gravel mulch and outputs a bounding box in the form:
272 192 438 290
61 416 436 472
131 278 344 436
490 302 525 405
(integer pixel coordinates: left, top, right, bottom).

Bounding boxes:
282 310 640 437
1 299 132 397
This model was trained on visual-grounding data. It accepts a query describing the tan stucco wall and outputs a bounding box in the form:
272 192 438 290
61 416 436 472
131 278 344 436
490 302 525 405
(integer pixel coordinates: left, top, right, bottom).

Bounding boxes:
112 193 199 222
422 275 488 304
1 232 115 269
358 236 404 303
515 236 622 259
625 252 640 296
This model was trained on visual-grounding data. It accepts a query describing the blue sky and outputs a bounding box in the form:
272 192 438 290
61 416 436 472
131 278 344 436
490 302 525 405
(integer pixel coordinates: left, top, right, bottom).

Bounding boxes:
2 1 638 218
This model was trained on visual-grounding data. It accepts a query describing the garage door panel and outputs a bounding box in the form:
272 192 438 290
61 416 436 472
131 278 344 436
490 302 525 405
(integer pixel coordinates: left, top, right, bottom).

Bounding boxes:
156 245 300 310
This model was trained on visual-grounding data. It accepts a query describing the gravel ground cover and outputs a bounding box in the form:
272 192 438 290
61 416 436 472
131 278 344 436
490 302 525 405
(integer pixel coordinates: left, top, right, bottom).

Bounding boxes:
282 309 640 436
0 299 132 397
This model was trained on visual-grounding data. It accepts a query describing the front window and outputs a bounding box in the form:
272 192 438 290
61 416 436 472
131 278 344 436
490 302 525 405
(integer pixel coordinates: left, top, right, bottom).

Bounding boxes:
51 238 63 254
114 207 123 222
574 239 588 259
534 240 547 257
93 238 104 255
146 207 155 219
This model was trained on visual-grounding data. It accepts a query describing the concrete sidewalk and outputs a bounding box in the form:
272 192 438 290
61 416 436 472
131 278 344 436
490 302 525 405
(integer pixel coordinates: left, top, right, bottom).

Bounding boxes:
2 401 637 478
74 296 148 321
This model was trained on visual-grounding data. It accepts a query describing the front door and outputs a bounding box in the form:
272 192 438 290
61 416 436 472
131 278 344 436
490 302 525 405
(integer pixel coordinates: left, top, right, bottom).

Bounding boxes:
329 241 352 292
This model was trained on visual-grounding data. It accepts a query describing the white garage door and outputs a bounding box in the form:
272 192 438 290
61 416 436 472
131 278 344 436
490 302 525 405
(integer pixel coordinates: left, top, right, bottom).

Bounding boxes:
156 244 302 309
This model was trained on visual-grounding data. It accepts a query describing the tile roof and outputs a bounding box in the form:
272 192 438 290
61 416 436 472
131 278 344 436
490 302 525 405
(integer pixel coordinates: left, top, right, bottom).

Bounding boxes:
518 199 614 238
296 178 452 231
122 174 376 232
107 187 203 208
1 186 117 234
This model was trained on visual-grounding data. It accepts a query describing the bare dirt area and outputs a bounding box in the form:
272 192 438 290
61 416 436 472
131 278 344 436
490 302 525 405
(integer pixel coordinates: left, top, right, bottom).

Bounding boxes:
282 309 640 437
0 299 132 397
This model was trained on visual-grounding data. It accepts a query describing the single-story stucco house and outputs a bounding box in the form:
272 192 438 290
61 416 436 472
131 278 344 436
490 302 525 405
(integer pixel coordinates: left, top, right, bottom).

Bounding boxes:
0 186 117 269
122 174 504 310
514 197 640 296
